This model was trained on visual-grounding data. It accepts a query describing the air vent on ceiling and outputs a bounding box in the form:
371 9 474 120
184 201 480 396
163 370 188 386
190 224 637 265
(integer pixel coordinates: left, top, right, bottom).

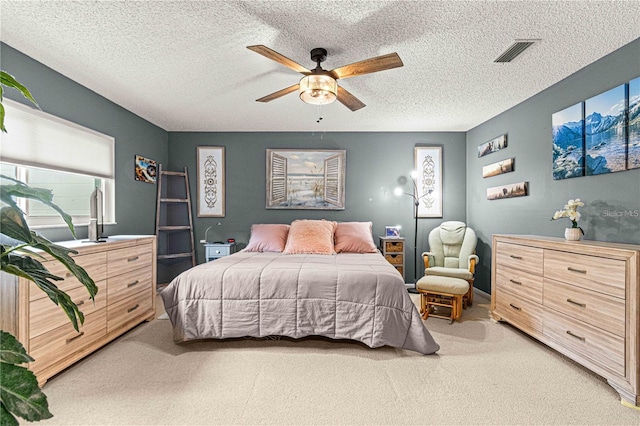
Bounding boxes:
494 39 540 63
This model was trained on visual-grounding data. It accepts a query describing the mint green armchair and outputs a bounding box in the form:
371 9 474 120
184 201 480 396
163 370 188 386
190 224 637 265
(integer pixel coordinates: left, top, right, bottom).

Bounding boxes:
421 221 479 306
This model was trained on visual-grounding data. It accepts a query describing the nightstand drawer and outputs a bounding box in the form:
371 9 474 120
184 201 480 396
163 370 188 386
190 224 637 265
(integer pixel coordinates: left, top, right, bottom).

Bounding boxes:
384 253 403 265
207 245 231 257
384 241 404 253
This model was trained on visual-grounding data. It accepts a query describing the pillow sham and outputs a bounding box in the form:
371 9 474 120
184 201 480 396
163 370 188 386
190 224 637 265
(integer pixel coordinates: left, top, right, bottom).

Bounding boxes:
334 221 378 253
283 219 337 255
244 224 290 252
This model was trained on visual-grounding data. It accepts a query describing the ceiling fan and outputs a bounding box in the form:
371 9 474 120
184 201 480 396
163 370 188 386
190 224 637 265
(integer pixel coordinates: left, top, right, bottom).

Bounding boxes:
247 45 404 111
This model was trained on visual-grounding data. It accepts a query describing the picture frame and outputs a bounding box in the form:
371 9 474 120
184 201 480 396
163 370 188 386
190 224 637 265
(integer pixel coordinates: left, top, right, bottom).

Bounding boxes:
134 154 157 183
478 134 508 158
482 157 515 178
197 146 225 217
486 181 528 200
266 149 346 210
628 76 639 170
552 102 584 180
585 84 627 176
414 146 443 218
385 226 400 237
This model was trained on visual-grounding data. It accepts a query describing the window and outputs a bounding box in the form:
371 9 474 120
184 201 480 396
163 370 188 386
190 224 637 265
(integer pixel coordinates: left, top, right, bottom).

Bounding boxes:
1 99 115 229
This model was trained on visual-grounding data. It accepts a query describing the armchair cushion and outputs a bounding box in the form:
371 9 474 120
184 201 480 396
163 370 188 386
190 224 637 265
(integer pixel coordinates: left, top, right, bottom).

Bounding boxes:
428 221 477 270
424 266 473 280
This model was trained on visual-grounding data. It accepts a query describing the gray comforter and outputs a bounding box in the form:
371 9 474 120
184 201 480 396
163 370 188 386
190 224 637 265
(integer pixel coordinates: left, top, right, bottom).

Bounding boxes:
160 251 439 355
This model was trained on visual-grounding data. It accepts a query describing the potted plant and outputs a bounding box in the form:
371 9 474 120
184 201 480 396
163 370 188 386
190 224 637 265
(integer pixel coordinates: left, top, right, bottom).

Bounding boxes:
1 70 97 425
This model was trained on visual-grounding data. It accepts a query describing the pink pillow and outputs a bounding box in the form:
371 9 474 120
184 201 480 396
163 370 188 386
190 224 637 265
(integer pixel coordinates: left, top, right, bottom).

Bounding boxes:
334 222 378 253
244 224 290 252
283 220 337 255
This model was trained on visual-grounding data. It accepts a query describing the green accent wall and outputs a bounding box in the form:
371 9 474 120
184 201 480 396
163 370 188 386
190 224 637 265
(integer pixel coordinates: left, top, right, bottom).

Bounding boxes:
167 132 467 282
466 37 640 293
1 43 168 241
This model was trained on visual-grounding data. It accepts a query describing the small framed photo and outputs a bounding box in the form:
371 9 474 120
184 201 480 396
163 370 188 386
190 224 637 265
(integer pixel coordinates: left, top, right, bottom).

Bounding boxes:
385 226 400 237
134 155 157 183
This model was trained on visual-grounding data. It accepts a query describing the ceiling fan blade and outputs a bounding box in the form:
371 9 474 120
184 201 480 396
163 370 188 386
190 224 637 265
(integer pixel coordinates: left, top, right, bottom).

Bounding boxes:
337 86 366 111
256 84 300 103
330 53 404 80
247 45 311 74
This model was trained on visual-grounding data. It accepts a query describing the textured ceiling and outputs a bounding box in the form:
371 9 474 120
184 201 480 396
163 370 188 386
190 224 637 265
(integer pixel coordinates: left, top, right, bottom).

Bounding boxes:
1 1 639 132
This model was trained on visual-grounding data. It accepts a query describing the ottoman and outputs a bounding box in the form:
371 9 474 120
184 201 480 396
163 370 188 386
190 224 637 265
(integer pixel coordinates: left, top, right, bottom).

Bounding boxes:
416 275 470 323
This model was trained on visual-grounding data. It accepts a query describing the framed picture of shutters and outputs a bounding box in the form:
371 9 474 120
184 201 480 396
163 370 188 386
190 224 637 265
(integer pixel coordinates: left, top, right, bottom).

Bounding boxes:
197 146 225 217
266 149 346 210
414 146 443 218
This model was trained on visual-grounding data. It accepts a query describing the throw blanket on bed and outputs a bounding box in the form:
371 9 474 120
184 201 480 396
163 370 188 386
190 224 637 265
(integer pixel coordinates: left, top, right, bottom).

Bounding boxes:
161 252 439 355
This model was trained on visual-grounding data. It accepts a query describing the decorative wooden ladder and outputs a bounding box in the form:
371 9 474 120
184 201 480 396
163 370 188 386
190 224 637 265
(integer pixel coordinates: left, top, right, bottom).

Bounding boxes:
155 165 196 289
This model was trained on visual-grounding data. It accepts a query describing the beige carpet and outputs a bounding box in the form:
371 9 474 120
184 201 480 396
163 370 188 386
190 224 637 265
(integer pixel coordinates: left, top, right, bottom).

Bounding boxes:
38 293 639 425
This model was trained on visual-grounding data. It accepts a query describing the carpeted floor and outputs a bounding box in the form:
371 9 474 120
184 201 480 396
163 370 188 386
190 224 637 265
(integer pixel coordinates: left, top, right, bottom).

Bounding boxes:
38 293 639 425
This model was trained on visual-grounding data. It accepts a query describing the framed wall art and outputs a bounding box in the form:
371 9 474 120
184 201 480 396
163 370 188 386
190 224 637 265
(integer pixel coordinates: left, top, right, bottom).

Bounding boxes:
266 149 346 210
478 134 507 158
134 154 157 183
585 84 626 175
486 181 528 200
197 146 225 217
414 146 443 218
482 157 515 178
552 102 584 180
628 76 640 169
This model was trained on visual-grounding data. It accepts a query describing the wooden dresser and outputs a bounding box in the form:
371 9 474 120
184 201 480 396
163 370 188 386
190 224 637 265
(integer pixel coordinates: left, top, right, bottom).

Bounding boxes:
491 235 640 407
0 235 156 386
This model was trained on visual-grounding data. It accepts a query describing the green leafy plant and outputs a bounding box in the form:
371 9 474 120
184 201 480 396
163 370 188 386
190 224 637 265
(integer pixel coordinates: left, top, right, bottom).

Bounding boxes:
1 70 97 425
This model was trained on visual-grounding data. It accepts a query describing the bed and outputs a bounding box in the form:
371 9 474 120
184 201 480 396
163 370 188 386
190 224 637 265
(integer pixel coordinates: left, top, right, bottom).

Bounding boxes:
160 220 439 355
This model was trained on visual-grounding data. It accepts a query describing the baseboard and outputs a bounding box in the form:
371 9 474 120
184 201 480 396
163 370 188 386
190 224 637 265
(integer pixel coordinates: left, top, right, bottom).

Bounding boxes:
474 287 491 300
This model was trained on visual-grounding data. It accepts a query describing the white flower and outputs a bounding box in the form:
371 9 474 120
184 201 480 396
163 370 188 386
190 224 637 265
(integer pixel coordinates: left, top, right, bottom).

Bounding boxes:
551 198 585 228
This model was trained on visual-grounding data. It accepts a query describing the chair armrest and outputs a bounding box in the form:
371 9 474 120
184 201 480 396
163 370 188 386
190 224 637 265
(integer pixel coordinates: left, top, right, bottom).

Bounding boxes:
468 254 479 274
421 251 435 269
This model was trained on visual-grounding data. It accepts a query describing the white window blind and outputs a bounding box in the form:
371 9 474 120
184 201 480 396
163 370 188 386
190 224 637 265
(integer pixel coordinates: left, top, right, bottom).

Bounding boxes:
1 99 115 179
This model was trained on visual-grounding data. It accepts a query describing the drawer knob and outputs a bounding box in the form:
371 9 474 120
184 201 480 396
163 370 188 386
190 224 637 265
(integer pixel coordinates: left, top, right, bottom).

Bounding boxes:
65 272 73 278
566 298 586 308
66 332 84 344
127 256 139 262
509 303 521 311
127 280 140 288
566 330 586 342
567 267 587 274
509 279 522 285
76 300 85 307
510 255 523 260
127 304 139 313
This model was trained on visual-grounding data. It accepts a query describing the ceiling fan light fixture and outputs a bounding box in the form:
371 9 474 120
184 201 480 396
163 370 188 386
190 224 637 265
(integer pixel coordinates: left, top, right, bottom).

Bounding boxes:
299 74 337 105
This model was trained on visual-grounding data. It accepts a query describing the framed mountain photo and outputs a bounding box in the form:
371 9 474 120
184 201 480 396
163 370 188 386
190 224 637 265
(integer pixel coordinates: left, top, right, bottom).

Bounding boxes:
552 103 584 180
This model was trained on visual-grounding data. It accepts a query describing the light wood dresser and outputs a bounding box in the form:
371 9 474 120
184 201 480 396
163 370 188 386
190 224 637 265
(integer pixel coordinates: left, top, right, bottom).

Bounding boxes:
491 235 640 407
0 235 156 386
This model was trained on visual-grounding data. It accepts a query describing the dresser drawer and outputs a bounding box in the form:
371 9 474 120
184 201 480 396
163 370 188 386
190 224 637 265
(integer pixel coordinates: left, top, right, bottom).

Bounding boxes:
543 278 625 337
495 267 543 304
384 241 403 253
107 266 152 305
495 242 543 275
30 252 107 302
29 309 106 374
495 288 543 334
107 244 153 278
30 281 107 338
544 250 625 299
543 309 624 376
384 253 403 265
107 288 153 333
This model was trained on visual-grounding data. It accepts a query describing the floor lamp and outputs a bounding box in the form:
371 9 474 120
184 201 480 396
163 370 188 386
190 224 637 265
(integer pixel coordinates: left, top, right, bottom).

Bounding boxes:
395 173 422 294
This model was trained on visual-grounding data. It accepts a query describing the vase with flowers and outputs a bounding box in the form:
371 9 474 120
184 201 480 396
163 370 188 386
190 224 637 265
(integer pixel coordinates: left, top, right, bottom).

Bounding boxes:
551 198 585 241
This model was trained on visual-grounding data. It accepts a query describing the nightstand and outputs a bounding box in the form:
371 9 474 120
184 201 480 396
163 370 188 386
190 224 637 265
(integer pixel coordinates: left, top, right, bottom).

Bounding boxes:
204 242 237 262
379 236 405 279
